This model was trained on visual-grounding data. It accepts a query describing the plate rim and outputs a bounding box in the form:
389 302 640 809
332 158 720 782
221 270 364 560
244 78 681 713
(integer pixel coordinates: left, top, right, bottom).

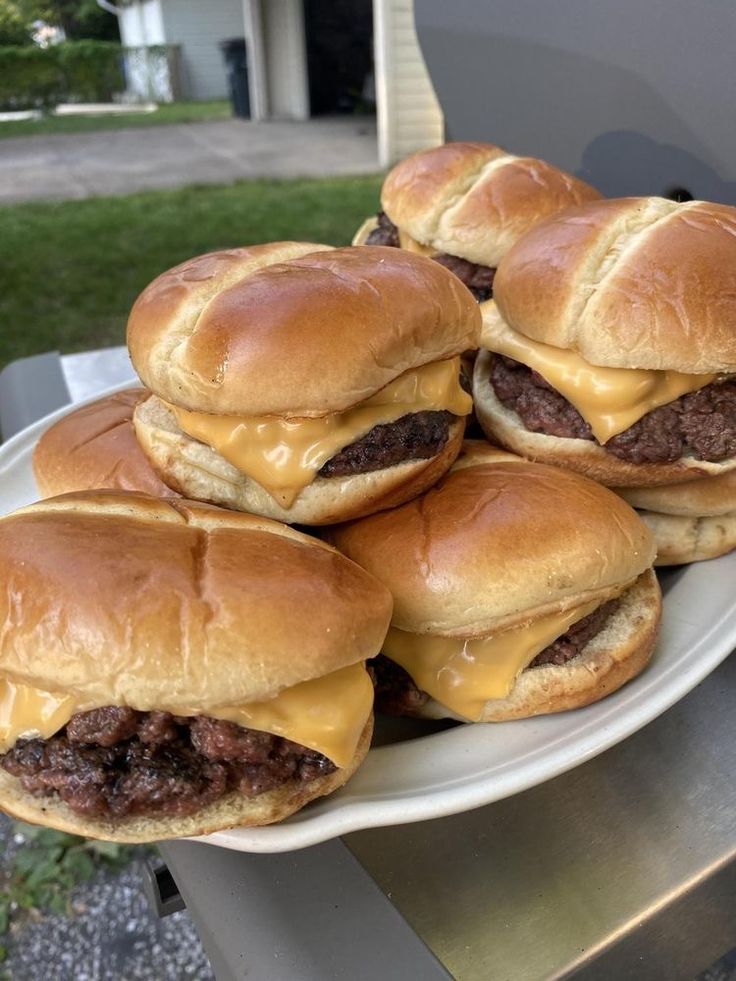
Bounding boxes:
1 381 734 853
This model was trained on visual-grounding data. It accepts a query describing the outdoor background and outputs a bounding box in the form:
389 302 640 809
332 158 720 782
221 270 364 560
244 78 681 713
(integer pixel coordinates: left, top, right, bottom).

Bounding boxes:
0 0 394 976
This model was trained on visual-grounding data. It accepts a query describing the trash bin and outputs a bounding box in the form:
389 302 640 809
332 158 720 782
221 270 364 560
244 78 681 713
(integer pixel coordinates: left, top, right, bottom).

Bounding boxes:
220 38 250 119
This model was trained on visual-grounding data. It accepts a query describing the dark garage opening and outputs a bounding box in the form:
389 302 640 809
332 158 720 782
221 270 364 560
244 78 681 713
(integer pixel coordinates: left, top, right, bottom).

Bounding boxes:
303 0 374 115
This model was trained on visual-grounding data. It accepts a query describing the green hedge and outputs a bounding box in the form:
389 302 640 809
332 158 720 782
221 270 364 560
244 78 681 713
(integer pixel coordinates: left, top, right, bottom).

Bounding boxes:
0 41 125 110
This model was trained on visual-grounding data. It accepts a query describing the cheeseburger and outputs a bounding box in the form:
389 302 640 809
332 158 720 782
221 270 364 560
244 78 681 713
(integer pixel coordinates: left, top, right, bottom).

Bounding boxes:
614 470 736 565
0 492 392 842
127 243 480 525
33 388 177 498
474 197 736 486
331 442 660 722
354 142 600 302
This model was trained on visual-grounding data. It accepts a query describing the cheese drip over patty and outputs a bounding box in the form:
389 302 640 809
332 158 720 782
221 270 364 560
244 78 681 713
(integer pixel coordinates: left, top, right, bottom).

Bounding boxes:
168 358 472 506
482 314 717 443
0 663 373 769
383 600 604 720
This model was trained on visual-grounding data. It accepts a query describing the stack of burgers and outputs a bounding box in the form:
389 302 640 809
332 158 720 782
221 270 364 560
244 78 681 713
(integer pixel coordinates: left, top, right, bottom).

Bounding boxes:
2 140 732 844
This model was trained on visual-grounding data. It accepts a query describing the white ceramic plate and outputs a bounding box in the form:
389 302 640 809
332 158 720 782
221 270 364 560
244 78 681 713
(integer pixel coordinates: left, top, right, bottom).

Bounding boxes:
2 385 735 853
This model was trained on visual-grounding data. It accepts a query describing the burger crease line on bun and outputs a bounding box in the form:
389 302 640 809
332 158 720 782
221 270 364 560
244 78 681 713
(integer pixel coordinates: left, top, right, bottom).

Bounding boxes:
127 243 481 524
0 492 393 841
471 197 736 486
353 141 601 304
330 446 661 723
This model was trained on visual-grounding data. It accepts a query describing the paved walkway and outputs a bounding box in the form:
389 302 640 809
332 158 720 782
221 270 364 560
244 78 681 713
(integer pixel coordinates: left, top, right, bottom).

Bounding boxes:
0 117 379 204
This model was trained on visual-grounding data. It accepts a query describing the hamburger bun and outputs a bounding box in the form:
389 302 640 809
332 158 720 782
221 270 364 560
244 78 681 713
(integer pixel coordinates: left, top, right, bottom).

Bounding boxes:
127 244 479 524
33 388 178 498
379 142 601 267
633 511 736 566
133 395 466 525
0 492 392 841
493 197 736 373
614 469 736 516
330 454 659 722
127 244 478 416
613 470 736 565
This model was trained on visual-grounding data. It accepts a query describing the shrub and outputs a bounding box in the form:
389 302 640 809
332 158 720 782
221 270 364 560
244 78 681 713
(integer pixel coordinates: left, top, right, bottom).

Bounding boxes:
0 40 124 110
56 39 124 103
0 45 61 108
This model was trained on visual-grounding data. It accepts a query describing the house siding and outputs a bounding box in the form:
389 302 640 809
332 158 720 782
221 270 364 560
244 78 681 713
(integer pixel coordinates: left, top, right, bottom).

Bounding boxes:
373 0 443 166
159 0 245 101
262 0 309 119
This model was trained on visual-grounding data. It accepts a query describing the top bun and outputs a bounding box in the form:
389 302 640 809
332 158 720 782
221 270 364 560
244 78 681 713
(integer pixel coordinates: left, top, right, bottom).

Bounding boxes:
493 197 736 373
381 142 601 267
33 388 177 499
127 243 480 416
330 457 655 637
0 492 393 709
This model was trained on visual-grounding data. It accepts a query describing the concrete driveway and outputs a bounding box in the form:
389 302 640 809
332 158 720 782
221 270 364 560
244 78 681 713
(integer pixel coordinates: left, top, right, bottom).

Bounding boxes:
0 116 379 203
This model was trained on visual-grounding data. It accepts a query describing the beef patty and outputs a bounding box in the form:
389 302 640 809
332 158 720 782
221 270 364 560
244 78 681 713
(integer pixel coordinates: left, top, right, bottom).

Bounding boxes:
0 708 335 819
320 410 454 478
365 212 495 302
488 355 736 464
371 600 619 717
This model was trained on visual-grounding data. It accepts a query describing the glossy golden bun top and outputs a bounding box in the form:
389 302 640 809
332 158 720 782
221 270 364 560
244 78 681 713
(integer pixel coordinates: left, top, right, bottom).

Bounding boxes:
381 141 601 266
33 388 177 498
0 492 393 709
493 197 736 372
330 458 655 637
127 243 481 416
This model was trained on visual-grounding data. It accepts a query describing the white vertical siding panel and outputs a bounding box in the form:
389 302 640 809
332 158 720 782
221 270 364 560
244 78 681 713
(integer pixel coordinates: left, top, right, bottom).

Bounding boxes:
262 0 309 120
160 0 246 101
373 0 443 167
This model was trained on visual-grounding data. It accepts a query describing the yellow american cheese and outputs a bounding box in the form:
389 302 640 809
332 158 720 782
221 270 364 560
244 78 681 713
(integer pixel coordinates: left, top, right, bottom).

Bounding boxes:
397 229 439 257
383 601 601 720
0 663 373 769
483 317 716 443
170 358 472 507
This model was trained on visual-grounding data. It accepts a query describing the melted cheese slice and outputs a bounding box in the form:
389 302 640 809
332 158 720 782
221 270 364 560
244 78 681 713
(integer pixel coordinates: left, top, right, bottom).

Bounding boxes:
398 229 439 257
383 601 600 720
0 663 373 769
484 317 716 443
170 358 472 507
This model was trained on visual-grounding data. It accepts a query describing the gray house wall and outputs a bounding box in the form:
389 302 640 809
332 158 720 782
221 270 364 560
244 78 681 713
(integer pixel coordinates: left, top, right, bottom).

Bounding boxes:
160 0 244 100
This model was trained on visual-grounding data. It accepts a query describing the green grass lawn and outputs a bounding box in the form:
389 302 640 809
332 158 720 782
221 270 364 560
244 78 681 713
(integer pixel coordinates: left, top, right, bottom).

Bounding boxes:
0 100 231 140
0 175 382 370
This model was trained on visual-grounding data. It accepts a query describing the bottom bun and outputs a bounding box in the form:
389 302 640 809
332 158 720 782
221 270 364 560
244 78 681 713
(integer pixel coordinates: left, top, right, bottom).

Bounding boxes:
473 351 735 487
419 570 661 722
0 718 372 844
637 510 736 566
134 395 465 525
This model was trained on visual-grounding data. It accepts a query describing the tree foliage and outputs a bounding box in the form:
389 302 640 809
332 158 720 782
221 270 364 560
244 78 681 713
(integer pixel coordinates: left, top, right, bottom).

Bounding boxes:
0 0 118 45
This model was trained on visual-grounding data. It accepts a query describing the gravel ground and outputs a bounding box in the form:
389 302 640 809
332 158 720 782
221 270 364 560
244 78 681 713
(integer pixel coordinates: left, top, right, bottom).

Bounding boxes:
0 816 214 981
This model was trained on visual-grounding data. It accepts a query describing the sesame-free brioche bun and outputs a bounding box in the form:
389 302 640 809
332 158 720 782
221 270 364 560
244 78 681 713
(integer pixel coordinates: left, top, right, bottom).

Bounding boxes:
634 510 736 566
493 197 736 373
127 244 480 416
133 395 466 526
615 470 736 516
330 459 655 638
380 142 601 268
0 718 372 844
417 569 661 721
0 492 393 708
33 388 178 498
472 350 736 487
614 471 736 564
